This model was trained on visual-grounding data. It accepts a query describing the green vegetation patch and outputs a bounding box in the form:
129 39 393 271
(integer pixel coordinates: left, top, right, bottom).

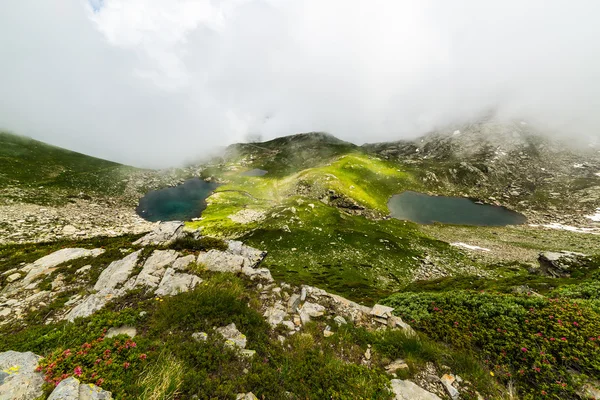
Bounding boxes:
383 290 600 399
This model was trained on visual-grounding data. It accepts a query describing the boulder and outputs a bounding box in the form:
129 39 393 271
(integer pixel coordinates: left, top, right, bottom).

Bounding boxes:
106 326 137 338
298 302 325 324
390 379 442 400
386 359 409 374
48 377 112 400
192 332 208 342
538 251 588 278
227 241 266 267
439 374 460 400
0 351 44 400
48 376 80 400
154 268 201 296
197 242 266 274
264 305 287 327
133 221 185 246
216 323 247 349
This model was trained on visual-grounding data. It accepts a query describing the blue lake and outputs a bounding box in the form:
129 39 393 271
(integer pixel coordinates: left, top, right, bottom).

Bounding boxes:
388 191 527 226
136 178 220 222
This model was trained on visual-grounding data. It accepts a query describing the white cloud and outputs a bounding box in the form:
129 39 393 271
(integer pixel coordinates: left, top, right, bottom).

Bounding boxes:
0 0 599 167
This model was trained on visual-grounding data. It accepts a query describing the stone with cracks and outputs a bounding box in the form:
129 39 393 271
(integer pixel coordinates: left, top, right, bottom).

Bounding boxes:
93 251 142 292
133 221 185 246
0 351 44 400
154 268 201 296
129 250 179 289
65 251 141 321
390 379 442 400
172 255 196 271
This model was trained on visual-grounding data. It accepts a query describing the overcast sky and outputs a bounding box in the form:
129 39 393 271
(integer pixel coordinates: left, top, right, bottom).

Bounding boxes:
1 1 599 167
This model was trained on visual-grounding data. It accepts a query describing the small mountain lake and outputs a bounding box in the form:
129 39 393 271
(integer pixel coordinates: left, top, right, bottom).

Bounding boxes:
388 191 527 226
136 178 220 222
241 168 268 176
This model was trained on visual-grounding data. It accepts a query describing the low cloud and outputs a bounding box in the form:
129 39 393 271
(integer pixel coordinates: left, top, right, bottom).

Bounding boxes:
1 0 599 167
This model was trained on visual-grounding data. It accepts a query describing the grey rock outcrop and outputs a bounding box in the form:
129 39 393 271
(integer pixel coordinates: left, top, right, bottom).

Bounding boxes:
0 351 44 400
538 251 589 278
48 377 112 400
65 251 142 321
129 250 179 289
390 379 442 400
172 255 196 271
20 248 105 287
197 241 268 280
133 221 185 246
93 250 142 292
155 268 201 297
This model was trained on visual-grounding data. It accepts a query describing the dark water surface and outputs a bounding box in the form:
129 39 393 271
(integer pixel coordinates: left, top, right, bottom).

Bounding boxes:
136 178 220 222
241 169 268 176
388 191 527 226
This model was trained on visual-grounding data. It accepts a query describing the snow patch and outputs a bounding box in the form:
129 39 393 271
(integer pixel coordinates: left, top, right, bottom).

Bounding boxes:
530 223 600 235
573 163 584 169
586 208 600 222
594 172 600 177
453 130 460 135
451 242 491 252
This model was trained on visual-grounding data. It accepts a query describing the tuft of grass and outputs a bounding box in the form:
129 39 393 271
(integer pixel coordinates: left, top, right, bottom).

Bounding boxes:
138 351 184 400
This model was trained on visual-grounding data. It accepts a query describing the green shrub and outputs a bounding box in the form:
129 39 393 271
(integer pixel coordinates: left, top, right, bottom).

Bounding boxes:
168 235 228 252
383 291 600 399
36 333 147 397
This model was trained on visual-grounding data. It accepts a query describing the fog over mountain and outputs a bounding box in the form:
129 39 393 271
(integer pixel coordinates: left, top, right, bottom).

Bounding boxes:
1 0 599 167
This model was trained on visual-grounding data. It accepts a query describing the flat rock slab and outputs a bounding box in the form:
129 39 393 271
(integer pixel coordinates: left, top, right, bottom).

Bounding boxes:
155 268 201 296
390 379 442 400
94 250 142 292
21 248 105 285
0 351 44 400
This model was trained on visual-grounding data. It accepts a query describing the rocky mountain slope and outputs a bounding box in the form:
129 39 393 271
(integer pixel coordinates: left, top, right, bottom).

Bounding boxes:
1 122 600 399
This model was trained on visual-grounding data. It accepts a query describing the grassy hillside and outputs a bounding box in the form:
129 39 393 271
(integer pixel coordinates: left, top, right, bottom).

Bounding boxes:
0 132 139 204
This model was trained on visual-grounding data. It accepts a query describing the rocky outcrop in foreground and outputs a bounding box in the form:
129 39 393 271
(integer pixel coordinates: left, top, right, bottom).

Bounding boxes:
0 351 111 400
0 222 444 399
